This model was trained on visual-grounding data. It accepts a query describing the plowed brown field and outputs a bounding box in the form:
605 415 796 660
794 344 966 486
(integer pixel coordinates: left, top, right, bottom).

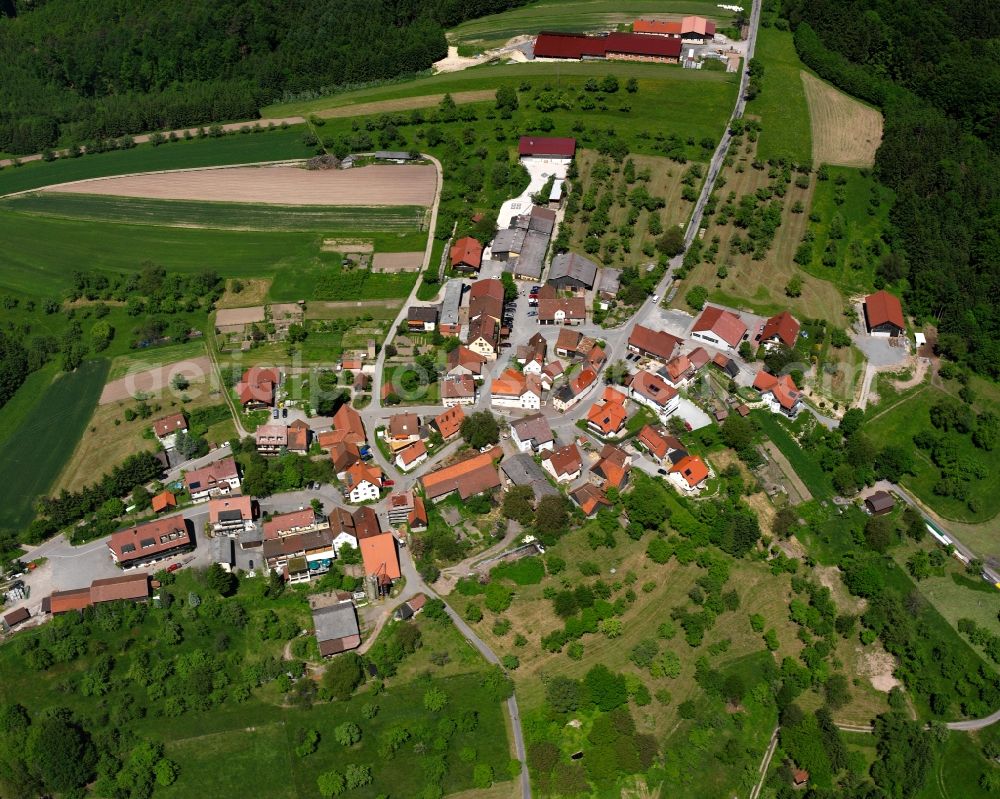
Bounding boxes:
44 163 436 206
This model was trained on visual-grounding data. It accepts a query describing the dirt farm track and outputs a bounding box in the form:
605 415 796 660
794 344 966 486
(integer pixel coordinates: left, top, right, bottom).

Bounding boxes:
43 163 437 207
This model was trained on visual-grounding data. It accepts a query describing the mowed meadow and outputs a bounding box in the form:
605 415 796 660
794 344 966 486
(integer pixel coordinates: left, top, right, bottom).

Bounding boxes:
0 359 108 535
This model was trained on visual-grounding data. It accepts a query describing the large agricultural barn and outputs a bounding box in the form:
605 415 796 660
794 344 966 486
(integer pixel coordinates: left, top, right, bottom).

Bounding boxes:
533 31 682 63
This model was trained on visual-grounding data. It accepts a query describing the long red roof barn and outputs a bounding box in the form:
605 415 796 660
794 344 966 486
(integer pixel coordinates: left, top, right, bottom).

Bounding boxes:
518 136 577 159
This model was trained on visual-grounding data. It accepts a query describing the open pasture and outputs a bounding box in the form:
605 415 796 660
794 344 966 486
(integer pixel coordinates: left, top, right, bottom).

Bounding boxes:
801 72 883 168
3 193 429 233
44 163 437 207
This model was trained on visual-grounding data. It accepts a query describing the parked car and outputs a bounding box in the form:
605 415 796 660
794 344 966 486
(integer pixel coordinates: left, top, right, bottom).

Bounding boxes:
657 468 667 475
167 563 181 573
272 409 279 419
282 408 288 418
383 479 395 487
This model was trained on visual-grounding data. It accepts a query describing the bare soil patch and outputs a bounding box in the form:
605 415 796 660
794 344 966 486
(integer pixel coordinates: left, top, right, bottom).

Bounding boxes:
217 278 270 308
801 72 883 168
857 646 902 692
99 355 214 404
46 164 437 206
322 239 373 253
371 251 424 272
316 89 496 118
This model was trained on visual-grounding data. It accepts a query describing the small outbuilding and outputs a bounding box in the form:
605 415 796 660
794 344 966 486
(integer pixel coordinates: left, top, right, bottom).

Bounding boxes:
864 490 895 516
313 601 362 657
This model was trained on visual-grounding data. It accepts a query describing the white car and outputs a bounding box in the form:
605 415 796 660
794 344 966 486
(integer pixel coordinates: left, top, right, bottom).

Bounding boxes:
651 294 660 303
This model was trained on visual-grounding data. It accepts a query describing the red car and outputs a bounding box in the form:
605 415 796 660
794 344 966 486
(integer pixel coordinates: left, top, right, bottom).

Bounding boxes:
167 563 181 573
383 479 395 487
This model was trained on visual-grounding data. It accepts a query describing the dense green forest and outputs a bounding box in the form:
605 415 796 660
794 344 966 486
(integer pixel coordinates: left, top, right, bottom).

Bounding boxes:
780 0 1000 378
0 0 528 153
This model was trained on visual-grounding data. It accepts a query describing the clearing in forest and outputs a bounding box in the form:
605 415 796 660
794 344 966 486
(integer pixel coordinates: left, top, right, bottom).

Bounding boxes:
801 72 883 168
42 164 437 206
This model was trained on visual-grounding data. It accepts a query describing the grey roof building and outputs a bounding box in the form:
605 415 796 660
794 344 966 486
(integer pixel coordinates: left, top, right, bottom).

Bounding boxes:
313 601 362 657
512 230 549 281
492 228 528 260
501 453 560 501
440 279 465 329
597 268 621 297
548 252 599 290
373 151 414 161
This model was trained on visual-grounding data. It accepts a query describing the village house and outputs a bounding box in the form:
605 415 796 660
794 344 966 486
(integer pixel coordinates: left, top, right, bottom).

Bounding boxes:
541 360 564 391
627 370 680 421
542 443 583 483
420 452 502 503
432 405 466 441
329 506 382 554
450 236 484 273
552 367 598 412
570 483 612 517
396 440 429 471
712 352 740 379
586 385 630 437
757 311 800 350
628 324 683 362
264 508 330 541
467 314 500 360
151 490 176 514
446 345 488 381
313 601 362 657
668 454 710 493
538 297 587 326
396 594 427 621
343 462 384 503
108 517 192 569
153 412 187 448
636 424 687 465
407 305 439 332
209 495 255 535
264 526 337 584
597 268 621 302
328 439 363 478
255 423 288 455
185 456 241 500
360 531 402 594
235 366 280 409
691 306 748 351
287 419 310 454
387 491 417 525
491 368 542 410
554 327 583 358
863 290 905 337
663 353 694 387
441 375 477 406
384 412 422 451
591 444 631 491
517 332 547 367
547 252 599 291
510 413 555 453
753 370 803 418
320 404 367 447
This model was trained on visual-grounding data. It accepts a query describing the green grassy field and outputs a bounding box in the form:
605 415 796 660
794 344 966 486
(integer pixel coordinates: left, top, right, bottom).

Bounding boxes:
447 0 729 50
799 166 893 294
746 28 812 165
0 359 108 536
269 254 419 302
265 64 738 155
0 209 425 297
107 339 208 380
0 127 314 196
865 383 1000 524
150 672 511 799
2 193 429 233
